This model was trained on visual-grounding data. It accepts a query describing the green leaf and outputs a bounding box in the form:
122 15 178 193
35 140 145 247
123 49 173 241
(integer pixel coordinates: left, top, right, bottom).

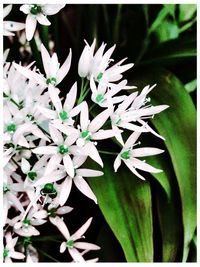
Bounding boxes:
164 4 176 19
154 20 179 42
88 155 153 262
185 79 197 93
179 4 197 22
132 68 196 262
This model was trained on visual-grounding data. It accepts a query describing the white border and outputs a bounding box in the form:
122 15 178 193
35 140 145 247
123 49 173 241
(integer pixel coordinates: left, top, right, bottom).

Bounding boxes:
1 0 199 266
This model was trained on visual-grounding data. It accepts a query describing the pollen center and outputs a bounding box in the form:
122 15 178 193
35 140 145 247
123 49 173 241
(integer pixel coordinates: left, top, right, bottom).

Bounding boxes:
81 130 92 141
120 150 130 160
66 239 75 249
6 123 16 133
46 77 57 86
30 4 42 15
59 110 69 121
58 144 69 155
95 94 105 103
28 171 37 181
97 72 103 81
3 248 9 258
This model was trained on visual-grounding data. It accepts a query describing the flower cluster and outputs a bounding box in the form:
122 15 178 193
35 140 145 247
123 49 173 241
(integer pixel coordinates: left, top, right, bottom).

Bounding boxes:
3 4 169 263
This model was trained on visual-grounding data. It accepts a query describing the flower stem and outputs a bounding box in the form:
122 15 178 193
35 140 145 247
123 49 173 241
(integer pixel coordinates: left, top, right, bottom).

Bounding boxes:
37 248 60 262
29 37 43 71
77 78 89 104
99 150 118 156
39 25 49 51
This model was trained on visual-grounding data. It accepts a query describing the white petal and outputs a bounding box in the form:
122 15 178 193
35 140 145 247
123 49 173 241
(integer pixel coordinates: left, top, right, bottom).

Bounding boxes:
60 242 66 253
124 131 141 149
44 154 62 175
21 158 30 174
57 49 72 84
114 156 121 172
112 124 124 146
36 13 51 26
40 43 51 77
4 21 25 32
124 160 146 180
120 122 148 132
71 217 92 240
80 102 89 131
33 210 48 219
49 124 63 144
32 146 57 155
117 92 138 112
77 169 103 177
89 107 113 133
65 131 80 146
48 85 62 112
59 177 73 206
19 4 30 15
64 82 77 111
138 119 165 140
63 155 74 178
42 4 65 15
132 158 162 173
50 216 70 240
9 251 25 259
132 147 164 157
74 242 100 250
33 170 65 186
92 129 121 140
83 142 103 167
68 248 85 263
90 76 97 94
4 4 12 18
74 176 97 203
57 206 73 215
26 14 37 41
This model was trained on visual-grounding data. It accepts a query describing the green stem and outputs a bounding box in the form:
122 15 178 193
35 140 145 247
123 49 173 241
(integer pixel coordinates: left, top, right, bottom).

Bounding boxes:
77 78 89 104
39 25 49 51
113 4 122 43
29 37 43 71
37 248 60 262
4 93 22 109
89 102 96 112
99 150 118 156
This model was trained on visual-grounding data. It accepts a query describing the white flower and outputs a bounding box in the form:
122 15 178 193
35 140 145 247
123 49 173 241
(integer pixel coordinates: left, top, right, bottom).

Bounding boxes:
114 132 164 180
76 102 119 167
38 83 82 127
3 5 25 36
32 124 80 177
13 44 72 88
3 232 25 263
20 4 65 41
13 206 47 237
111 85 169 144
34 156 103 204
78 39 134 86
90 76 136 108
50 216 100 262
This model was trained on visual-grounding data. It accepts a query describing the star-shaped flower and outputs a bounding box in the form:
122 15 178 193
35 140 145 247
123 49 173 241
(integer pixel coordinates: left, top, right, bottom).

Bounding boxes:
114 132 164 180
20 4 65 41
51 216 100 262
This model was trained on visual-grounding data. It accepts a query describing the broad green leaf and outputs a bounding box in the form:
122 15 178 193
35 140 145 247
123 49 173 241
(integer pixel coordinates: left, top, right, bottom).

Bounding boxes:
88 155 153 262
179 4 197 22
139 37 196 67
185 79 197 93
148 6 171 34
154 20 179 42
132 68 196 261
164 4 176 19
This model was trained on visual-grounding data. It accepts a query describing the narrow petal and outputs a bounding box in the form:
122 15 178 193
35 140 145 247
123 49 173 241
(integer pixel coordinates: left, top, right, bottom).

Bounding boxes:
19 4 30 15
77 169 103 177
74 242 100 250
90 76 97 94
48 85 62 112
124 160 146 180
120 122 148 132
50 216 70 240
21 158 30 174
44 154 62 175
36 13 51 26
132 158 162 173
59 177 73 206
80 102 89 131
138 119 165 140
32 146 57 155
71 217 93 240
92 129 121 140
132 147 164 157
112 124 124 146
64 82 77 111
4 4 12 18
74 176 97 203
82 143 103 167
117 92 138 112
9 251 25 259
57 206 73 215
40 43 51 77
33 210 48 219
89 107 113 133
124 131 141 149
114 156 121 172
68 248 85 263
63 155 74 177
26 14 37 41
57 49 72 84
42 4 65 15
49 124 63 144
60 242 67 253
4 21 25 32
33 170 65 186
